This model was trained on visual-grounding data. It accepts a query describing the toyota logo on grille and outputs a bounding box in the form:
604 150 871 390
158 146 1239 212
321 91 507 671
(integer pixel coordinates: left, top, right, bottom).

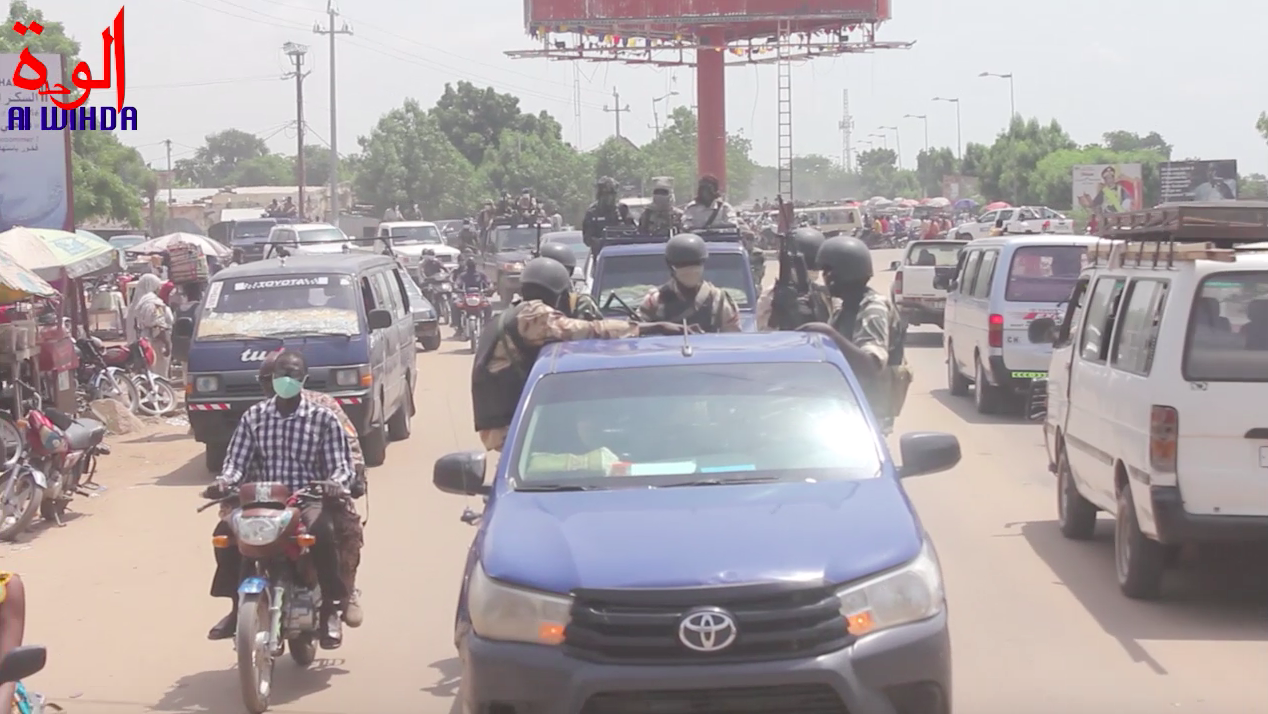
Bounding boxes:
678 608 738 652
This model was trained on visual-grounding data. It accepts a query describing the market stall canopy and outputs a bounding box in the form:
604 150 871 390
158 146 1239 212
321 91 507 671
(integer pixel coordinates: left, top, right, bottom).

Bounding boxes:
984 201 1012 211
0 249 58 304
926 197 952 207
953 198 978 210
0 227 116 280
127 232 231 260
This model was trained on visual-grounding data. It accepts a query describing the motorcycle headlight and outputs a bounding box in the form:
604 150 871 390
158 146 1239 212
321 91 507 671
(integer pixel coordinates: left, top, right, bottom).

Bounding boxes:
467 562 571 645
194 376 219 393
232 511 293 547
441 282 453 291
836 539 944 637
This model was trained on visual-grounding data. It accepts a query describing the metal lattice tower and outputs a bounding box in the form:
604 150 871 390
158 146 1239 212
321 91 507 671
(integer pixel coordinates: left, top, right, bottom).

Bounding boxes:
839 89 854 172
776 19 794 202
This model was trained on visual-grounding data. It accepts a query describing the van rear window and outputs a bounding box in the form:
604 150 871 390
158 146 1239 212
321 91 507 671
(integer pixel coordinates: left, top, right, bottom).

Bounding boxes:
1004 245 1086 302
905 243 962 266
1183 272 1268 381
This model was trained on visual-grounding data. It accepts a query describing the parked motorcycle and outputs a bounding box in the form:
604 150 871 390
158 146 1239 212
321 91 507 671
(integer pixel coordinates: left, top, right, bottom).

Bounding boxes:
21 406 108 526
100 338 176 416
0 412 37 541
456 289 491 353
74 337 138 414
200 481 342 714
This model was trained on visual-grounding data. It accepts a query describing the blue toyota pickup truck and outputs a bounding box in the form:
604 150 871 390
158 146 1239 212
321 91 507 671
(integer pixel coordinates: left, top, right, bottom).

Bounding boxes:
434 331 960 714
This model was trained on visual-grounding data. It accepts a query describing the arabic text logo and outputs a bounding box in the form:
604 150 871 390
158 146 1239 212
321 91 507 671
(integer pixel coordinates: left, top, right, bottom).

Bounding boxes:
677 608 738 652
5 7 135 132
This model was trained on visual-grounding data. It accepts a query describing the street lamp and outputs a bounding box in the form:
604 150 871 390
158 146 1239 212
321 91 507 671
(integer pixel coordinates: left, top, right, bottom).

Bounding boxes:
651 90 678 138
978 71 1015 120
903 114 928 156
932 97 961 160
869 133 888 150
880 126 901 169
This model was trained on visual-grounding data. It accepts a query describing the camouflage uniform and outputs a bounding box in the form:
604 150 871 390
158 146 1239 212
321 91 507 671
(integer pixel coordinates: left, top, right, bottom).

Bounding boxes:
682 198 738 231
755 279 837 332
300 390 363 599
638 206 684 235
568 292 605 321
479 301 638 451
637 281 742 333
829 287 912 431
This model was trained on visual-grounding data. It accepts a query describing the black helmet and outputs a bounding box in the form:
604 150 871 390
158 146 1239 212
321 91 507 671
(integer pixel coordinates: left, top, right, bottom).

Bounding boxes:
520 257 572 296
538 242 576 273
596 176 617 191
790 227 827 270
816 236 873 283
665 233 708 265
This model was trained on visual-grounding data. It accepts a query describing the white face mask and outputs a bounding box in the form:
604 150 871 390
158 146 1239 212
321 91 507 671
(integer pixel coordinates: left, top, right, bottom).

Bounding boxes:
672 265 705 289
807 270 821 283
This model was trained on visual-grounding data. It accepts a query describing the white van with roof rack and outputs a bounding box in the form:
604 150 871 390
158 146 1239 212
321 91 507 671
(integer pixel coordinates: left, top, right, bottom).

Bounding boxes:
941 233 1100 415
1028 202 1268 600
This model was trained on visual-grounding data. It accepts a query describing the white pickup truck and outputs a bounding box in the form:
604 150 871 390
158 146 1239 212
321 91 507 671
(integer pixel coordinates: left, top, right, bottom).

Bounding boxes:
953 206 1073 239
890 239 968 329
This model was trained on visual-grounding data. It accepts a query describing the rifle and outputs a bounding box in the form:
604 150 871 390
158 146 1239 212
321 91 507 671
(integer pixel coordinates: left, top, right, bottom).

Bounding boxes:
770 197 811 329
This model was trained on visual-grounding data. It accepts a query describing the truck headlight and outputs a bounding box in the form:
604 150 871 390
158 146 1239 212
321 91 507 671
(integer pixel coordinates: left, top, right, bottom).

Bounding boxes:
467 562 571 645
836 539 944 637
194 376 219 393
503 262 524 273
333 366 371 387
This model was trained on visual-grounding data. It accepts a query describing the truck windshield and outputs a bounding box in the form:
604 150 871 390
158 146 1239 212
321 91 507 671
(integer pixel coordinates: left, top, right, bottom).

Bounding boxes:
1184 271 1268 382
493 227 541 252
597 253 752 311
905 243 963 266
509 362 881 488
389 225 442 244
196 275 360 340
296 228 346 243
233 221 276 240
1005 245 1087 302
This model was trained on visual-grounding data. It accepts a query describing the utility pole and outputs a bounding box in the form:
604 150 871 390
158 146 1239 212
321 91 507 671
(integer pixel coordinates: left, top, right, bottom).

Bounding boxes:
603 88 630 138
837 89 854 172
163 139 173 205
284 42 310 218
314 1 351 223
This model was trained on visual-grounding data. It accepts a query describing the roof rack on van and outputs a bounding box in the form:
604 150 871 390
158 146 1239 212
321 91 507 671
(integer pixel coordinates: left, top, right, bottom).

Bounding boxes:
1093 201 1268 269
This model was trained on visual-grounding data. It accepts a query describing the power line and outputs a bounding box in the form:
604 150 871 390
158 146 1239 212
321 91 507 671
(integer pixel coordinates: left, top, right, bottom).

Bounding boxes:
284 42 312 215
603 88 630 138
314 0 352 222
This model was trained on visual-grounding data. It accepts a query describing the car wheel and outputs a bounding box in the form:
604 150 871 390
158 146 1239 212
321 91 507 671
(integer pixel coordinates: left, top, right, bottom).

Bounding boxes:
387 403 412 441
421 334 441 351
946 342 970 397
974 357 1004 414
1057 446 1097 540
361 422 388 467
1114 485 1166 599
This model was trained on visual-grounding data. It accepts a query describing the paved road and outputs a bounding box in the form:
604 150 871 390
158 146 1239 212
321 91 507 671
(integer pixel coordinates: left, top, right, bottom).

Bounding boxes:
4 249 1266 713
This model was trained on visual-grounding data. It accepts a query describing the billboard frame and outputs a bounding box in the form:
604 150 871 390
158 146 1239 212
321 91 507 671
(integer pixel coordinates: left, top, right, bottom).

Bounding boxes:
0 52 75 233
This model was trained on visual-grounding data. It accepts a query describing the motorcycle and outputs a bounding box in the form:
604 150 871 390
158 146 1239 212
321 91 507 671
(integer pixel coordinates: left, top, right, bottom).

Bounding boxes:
20 406 108 526
456 289 491 353
0 412 36 541
74 337 138 414
421 272 454 325
200 481 342 714
101 338 176 416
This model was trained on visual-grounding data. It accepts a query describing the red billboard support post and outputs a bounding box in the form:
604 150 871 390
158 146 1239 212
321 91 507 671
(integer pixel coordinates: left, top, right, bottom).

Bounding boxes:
509 1 911 195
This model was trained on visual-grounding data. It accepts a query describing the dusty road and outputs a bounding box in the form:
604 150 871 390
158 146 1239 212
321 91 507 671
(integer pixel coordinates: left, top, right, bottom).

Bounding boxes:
3 248 1265 713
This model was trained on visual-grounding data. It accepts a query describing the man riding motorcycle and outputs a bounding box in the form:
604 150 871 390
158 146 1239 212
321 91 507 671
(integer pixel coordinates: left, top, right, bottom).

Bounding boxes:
454 257 493 339
420 249 446 281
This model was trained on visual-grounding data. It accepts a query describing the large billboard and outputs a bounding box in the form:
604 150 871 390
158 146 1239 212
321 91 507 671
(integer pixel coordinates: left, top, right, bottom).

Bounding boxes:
526 0 890 29
1159 160 1238 203
0 53 73 232
1073 163 1143 217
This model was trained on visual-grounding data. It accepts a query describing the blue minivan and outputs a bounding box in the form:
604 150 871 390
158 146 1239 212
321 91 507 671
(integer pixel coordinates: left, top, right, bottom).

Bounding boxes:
179 254 416 471
434 332 960 714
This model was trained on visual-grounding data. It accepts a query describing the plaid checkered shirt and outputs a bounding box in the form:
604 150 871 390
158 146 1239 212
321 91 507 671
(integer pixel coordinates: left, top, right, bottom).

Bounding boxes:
219 396 353 490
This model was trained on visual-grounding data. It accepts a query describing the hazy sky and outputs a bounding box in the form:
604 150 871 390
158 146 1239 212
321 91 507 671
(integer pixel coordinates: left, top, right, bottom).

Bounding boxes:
23 0 1268 176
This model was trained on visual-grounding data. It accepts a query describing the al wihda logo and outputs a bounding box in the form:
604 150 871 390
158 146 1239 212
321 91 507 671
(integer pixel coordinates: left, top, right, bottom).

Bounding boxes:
4 7 136 132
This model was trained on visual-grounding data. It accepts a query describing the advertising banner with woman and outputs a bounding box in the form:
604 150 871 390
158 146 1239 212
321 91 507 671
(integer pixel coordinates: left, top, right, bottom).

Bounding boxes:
1073 163 1143 217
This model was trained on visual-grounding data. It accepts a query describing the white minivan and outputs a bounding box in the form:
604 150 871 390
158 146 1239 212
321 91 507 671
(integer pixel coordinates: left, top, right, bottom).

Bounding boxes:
942 234 1099 414
1034 202 1268 599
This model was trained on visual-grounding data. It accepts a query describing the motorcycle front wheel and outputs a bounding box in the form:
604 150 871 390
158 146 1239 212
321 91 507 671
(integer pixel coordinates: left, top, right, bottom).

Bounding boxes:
0 469 42 542
236 592 275 714
468 316 479 353
132 374 176 416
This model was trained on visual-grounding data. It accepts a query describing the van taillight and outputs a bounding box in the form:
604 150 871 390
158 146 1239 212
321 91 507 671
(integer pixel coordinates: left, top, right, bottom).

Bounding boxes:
893 271 903 295
988 313 1004 348
1149 405 1178 472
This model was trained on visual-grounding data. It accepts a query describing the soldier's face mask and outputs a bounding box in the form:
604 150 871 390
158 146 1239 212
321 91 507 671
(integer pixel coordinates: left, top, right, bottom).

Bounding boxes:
597 189 615 206
672 264 705 289
825 270 866 302
652 191 671 208
698 184 717 202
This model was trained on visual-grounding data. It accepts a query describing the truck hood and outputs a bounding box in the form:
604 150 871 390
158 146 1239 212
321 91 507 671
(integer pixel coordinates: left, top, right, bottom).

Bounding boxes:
481 478 921 593
395 243 458 258
495 249 533 264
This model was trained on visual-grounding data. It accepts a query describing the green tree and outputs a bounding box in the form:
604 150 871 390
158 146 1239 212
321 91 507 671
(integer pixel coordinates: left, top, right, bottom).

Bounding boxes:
856 148 920 198
1257 113 1268 146
974 117 1077 203
298 145 336 187
1030 147 1164 211
354 99 486 218
914 148 959 198
639 107 756 201
1 1 152 226
1240 173 1268 200
1101 130 1172 159
591 137 649 194
479 130 593 221
175 129 273 187
228 155 294 186
430 81 563 167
